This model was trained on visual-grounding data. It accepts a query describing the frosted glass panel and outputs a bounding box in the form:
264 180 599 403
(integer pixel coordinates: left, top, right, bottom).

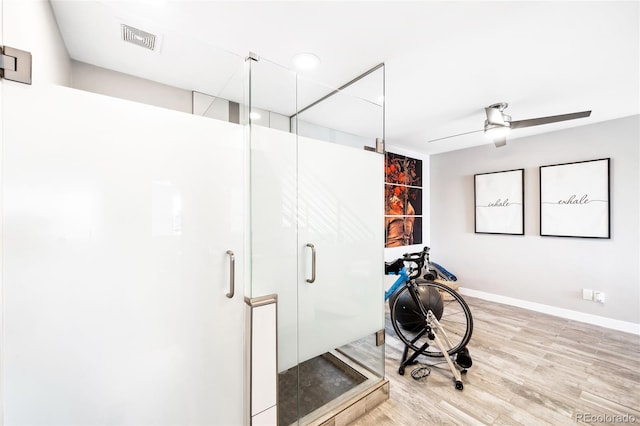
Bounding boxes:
2 83 245 425
297 137 384 363
250 126 298 372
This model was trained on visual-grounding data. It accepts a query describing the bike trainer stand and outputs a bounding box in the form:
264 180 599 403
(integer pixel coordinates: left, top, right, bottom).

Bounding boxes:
397 311 467 390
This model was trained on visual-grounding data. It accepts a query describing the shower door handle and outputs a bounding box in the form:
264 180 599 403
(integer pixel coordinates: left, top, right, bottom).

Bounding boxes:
306 243 316 284
226 250 235 298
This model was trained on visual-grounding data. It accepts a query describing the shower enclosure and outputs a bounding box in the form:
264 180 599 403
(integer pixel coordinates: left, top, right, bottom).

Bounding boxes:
247 57 386 424
1 1 385 424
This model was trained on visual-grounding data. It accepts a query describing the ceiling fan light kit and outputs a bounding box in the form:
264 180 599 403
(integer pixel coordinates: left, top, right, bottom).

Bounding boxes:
484 102 511 147
428 102 591 147
429 102 591 148
484 124 510 144
484 102 592 147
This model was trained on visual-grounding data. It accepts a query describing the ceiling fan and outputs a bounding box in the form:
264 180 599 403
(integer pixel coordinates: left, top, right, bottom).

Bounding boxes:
429 103 592 147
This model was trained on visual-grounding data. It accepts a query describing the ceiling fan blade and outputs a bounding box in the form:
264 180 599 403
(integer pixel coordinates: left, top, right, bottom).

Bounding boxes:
485 107 506 125
427 129 483 143
493 136 507 148
510 110 591 129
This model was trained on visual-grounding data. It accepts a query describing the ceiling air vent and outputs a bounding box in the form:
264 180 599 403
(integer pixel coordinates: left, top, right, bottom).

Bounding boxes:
121 24 157 51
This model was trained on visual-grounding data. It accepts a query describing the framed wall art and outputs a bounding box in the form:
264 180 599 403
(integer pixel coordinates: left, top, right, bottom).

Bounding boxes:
385 151 423 247
474 169 524 235
540 158 610 238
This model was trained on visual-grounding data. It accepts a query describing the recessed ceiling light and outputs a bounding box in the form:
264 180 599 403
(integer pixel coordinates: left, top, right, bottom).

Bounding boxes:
249 111 262 120
292 53 320 70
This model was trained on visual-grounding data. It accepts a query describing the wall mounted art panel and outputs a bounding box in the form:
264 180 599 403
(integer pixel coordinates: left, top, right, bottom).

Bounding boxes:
385 152 423 247
474 169 524 235
540 158 610 238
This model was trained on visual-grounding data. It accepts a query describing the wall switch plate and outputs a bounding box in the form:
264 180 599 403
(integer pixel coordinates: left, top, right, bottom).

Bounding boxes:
594 291 605 303
582 289 594 300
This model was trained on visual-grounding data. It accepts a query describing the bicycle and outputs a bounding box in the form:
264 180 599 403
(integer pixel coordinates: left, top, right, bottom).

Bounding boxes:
384 247 473 390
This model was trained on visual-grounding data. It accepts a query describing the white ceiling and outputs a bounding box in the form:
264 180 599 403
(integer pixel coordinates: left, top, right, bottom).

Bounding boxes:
50 0 639 155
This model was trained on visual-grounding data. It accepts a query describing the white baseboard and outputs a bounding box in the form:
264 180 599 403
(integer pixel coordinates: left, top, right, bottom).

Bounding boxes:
459 287 640 336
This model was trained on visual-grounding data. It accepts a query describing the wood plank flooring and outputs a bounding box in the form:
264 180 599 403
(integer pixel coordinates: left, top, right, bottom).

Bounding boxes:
350 296 640 425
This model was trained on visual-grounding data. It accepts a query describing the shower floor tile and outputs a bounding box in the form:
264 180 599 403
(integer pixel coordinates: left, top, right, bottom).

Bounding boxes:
278 352 366 426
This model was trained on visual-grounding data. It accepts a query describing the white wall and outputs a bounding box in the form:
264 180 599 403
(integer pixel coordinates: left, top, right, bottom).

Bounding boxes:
384 144 430 262
72 61 296 132
293 119 373 150
2 0 71 85
72 61 192 113
430 116 639 329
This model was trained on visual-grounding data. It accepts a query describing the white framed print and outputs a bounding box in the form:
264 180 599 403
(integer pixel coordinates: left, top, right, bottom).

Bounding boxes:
474 169 524 235
540 158 610 238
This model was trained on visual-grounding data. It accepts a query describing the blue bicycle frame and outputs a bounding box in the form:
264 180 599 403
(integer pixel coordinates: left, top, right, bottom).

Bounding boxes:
384 266 410 301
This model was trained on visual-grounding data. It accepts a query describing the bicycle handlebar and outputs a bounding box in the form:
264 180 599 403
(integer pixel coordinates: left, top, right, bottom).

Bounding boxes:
385 247 432 278
401 246 430 263
398 247 430 279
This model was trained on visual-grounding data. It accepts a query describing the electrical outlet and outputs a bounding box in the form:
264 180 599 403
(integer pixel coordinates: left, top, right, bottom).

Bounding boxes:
582 289 594 300
594 291 605 303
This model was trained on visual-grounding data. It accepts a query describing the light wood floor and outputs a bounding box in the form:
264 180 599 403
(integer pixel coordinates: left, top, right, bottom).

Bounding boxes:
350 296 640 425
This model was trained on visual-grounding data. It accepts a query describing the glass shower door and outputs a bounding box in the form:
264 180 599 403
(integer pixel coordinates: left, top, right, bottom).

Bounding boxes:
297 136 384 362
1 82 246 425
295 71 386 423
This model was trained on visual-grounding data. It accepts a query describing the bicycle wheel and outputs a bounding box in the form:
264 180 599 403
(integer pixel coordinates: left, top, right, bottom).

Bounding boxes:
389 279 473 357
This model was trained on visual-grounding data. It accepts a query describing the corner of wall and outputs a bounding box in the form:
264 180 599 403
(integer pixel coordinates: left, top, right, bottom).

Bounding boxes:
2 0 72 85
